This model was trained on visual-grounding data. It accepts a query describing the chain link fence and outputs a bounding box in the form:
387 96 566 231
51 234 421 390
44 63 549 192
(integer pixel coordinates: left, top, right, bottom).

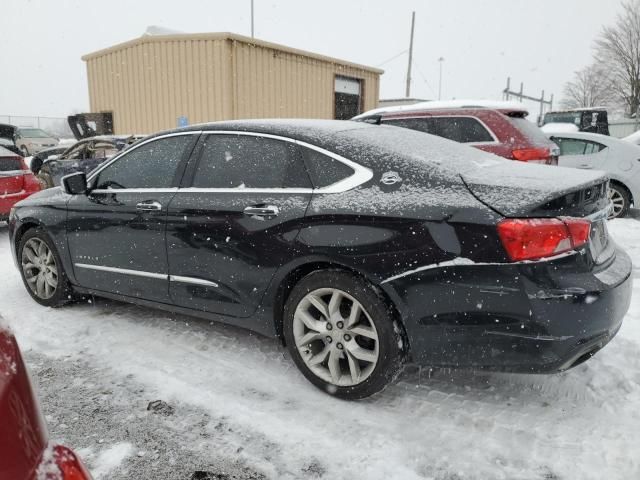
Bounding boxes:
0 115 74 139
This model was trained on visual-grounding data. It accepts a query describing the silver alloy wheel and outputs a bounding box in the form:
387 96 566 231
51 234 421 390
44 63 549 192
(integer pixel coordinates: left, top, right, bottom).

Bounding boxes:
608 187 625 218
21 238 58 299
293 288 379 387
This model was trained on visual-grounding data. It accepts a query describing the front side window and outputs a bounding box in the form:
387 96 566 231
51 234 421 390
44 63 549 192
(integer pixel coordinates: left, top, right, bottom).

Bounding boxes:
192 135 310 189
430 117 494 143
94 135 193 189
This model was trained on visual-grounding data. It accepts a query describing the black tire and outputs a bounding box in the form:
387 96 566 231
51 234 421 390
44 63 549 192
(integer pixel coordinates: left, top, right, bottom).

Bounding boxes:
283 270 405 400
609 183 631 219
18 228 73 307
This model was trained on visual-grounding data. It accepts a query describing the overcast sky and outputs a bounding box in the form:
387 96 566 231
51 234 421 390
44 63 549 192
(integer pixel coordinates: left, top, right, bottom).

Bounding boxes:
0 0 625 119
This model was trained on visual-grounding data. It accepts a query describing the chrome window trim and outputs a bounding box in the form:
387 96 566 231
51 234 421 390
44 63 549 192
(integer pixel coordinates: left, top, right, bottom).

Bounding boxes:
90 187 179 194
169 275 219 288
74 263 167 280
197 131 373 194
86 131 203 183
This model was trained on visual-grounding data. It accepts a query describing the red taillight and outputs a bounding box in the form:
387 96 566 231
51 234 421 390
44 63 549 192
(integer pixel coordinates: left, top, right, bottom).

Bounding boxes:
53 445 93 480
497 217 591 262
512 147 550 163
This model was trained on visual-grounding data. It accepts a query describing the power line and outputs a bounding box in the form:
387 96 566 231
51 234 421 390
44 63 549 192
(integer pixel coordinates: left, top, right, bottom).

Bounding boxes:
412 59 438 98
376 49 409 68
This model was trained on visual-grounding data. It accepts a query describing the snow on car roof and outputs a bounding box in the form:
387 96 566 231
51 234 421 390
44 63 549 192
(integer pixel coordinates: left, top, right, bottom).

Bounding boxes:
540 123 580 134
623 130 640 144
352 99 529 119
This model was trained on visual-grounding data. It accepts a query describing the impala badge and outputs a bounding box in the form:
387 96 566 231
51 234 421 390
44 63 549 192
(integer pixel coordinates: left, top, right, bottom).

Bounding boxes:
381 171 402 185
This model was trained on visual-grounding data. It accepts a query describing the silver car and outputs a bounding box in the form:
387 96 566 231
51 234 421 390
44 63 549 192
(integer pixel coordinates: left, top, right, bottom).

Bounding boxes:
546 130 640 218
14 127 59 156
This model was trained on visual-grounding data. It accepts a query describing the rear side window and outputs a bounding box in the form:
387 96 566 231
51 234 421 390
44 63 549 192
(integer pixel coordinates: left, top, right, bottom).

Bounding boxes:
509 117 553 147
0 157 22 171
192 135 311 189
382 117 433 134
553 137 607 156
94 135 193 189
302 148 354 188
430 117 494 143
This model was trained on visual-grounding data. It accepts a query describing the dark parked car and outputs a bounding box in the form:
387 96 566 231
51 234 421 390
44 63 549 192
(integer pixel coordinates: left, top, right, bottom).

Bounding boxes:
543 108 610 135
9 120 632 399
29 145 71 175
0 319 92 479
354 101 560 165
36 135 143 188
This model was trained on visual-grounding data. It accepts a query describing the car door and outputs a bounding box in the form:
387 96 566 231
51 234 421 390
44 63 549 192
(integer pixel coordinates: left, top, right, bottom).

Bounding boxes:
66 132 199 302
166 132 313 317
554 137 609 169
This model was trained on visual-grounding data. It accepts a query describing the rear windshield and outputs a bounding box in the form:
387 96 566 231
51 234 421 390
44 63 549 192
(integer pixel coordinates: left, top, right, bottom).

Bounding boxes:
509 117 553 147
0 157 22 171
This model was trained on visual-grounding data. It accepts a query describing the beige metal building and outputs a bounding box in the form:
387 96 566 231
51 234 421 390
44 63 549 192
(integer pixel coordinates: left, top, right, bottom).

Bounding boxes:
82 32 383 134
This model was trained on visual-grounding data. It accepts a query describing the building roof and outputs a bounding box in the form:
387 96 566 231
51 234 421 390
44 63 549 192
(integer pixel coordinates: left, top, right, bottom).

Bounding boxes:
81 32 384 74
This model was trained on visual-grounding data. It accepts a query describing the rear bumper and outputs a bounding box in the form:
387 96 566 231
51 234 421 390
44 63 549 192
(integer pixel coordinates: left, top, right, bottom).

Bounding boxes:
386 245 633 372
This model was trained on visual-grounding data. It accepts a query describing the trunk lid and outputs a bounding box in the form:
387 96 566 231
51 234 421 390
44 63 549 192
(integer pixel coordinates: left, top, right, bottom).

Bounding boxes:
461 162 609 218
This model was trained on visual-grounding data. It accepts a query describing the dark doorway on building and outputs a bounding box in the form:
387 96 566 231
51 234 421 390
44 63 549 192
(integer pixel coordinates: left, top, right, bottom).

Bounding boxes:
334 76 362 120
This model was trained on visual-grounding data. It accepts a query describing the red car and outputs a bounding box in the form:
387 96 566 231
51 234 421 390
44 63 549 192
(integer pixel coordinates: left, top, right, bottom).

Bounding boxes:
0 146 42 221
354 101 559 165
0 321 92 479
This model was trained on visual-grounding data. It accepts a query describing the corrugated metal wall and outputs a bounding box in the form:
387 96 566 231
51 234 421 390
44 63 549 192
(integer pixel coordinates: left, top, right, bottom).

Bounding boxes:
85 35 380 134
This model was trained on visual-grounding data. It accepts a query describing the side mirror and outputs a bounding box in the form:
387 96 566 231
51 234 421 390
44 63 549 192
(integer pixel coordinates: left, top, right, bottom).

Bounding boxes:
61 172 88 195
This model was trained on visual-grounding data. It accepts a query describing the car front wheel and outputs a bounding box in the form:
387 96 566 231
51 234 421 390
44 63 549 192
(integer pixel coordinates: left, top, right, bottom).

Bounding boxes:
18 228 73 307
283 270 404 400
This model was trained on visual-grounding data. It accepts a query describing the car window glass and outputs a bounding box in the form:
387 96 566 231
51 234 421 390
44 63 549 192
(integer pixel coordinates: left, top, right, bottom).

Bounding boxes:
94 135 192 189
192 135 311 189
555 138 587 155
382 117 433 134
91 141 119 159
65 143 86 160
584 141 607 155
430 117 494 143
302 147 355 188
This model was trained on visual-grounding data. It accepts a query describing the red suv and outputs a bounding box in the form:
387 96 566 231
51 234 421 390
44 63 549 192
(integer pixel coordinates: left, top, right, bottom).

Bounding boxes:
0 146 42 221
0 321 92 479
354 101 559 165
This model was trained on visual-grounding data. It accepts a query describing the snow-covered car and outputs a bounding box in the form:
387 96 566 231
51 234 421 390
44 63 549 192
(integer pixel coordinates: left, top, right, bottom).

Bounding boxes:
546 130 640 218
0 318 92 479
8 120 632 400
622 129 640 146
354 100 560 165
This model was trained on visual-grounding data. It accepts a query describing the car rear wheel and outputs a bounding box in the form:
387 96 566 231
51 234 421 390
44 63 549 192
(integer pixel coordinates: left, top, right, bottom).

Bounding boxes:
608 184 630 219
18 228 72 307
283 270 404 400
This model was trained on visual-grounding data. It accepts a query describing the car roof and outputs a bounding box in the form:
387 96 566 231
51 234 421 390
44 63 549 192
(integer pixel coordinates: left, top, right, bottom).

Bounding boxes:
353 100 529 119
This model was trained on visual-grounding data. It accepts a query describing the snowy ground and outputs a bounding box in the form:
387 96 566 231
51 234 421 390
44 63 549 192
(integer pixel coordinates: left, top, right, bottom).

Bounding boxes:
1 214 639 480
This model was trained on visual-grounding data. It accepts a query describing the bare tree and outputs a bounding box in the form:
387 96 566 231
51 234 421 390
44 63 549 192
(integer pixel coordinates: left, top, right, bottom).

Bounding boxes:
594 0 640 116
561 64 616 109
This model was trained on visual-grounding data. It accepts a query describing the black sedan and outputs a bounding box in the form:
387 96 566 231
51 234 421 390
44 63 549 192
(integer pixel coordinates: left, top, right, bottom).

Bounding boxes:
8 120 632 399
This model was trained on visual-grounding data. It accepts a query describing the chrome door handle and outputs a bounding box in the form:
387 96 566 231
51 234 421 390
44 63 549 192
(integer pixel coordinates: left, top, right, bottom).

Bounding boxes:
243 205 279 217
136 200 162 212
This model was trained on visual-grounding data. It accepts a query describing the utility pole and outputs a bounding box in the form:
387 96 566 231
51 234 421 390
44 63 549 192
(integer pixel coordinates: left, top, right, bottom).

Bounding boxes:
251 0 255 38
438 57 445 100
405 11 415 98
